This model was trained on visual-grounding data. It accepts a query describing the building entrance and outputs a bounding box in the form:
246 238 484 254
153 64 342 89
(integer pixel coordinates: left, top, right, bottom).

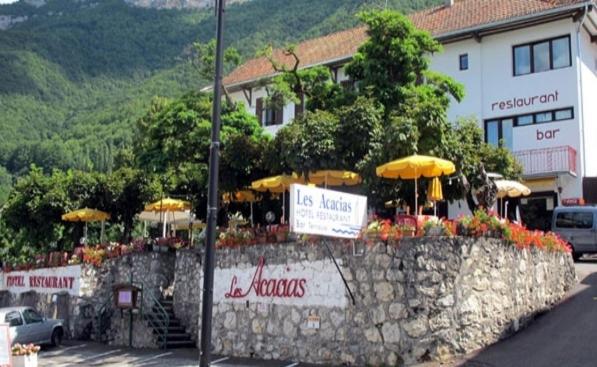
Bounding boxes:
519 192 558 231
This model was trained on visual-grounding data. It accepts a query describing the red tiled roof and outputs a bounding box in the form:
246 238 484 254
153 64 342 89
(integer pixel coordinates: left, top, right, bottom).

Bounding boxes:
224 0 588 87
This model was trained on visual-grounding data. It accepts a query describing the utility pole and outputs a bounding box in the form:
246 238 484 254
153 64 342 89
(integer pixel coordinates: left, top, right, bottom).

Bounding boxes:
199 0 225 366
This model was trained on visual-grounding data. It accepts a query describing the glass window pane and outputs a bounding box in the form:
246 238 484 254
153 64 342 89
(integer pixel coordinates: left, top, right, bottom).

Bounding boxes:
533 41 550 72
486 121 499 146
517 115 533 126
501 119 513 151
459 54 468 70
535 112 553 123
574 212 593 229
552 37 571 69
555 109 573 120
556 212 575 228
514 46 531 75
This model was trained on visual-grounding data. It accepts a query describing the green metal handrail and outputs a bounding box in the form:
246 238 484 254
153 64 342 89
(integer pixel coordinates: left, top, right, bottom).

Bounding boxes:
135 281 170 349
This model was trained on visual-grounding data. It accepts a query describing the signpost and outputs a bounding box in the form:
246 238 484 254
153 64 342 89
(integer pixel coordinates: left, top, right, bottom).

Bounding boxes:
289 184 367 239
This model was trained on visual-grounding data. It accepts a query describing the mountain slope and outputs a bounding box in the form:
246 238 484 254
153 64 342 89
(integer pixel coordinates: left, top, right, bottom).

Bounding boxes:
0 0 442 203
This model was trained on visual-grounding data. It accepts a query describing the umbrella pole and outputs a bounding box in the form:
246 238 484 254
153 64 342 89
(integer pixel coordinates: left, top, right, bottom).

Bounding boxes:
282 188 286 225
414 175 418 216
434 201 437 217
144 221 147 238
100 220 105 244
250 202 254 227
163 211 168 238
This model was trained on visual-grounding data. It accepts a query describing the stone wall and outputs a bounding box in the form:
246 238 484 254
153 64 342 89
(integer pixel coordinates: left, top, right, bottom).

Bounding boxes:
0 252 175 344
174 237 576 366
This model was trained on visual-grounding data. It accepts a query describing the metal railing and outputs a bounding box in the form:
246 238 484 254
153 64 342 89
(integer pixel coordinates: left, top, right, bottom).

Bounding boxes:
136 282 170 349
513 145 577 177
95 292 114 343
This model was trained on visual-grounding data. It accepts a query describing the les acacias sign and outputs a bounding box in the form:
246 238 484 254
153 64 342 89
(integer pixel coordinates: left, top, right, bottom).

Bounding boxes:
289 184 367 239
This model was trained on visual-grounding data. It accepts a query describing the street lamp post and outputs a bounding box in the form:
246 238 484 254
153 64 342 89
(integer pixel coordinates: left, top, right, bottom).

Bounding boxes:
200 0 226 366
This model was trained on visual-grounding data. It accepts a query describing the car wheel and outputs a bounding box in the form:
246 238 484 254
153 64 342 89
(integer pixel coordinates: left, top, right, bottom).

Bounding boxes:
51 328 63 347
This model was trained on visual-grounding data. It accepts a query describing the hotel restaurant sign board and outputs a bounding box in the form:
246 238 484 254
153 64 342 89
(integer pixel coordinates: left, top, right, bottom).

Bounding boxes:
0 265 82 296
289 184 367 239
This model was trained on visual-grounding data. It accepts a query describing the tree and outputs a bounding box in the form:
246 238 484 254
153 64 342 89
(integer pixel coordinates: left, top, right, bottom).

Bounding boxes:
192 39 241 102
134 91 269 218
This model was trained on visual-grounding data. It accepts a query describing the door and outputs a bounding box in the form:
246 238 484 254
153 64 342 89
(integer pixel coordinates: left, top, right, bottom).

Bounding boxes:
21 308 46 343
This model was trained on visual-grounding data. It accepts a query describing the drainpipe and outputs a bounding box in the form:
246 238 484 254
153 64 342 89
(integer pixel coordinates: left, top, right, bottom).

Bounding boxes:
576 3 590 185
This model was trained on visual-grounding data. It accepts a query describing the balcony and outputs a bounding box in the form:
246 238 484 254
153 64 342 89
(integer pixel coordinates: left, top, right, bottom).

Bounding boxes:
513 146 577 178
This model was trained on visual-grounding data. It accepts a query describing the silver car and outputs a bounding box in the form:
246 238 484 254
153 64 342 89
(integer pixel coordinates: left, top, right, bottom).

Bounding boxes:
0 306 64 346
552 206 597 261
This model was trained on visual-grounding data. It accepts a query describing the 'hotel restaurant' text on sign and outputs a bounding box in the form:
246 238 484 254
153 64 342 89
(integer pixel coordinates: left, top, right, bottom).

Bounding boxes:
289 184 367 239
0 265 82 296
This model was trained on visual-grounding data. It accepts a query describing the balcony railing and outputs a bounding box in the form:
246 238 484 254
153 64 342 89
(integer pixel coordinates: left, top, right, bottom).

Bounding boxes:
513 146 577 178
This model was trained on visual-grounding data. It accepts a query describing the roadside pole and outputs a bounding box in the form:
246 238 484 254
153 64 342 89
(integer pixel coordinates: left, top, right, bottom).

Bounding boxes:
199 0 225 366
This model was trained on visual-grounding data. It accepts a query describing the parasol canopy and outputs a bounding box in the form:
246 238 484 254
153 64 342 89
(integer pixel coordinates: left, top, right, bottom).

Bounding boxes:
62 208 110 244
495 180 531 198
304 170 362 187
427 177 444 202
376 155 456 179
145 198 191 212
222 190 259 203
251 174 303 193
376 155 455 215
62 208 110 222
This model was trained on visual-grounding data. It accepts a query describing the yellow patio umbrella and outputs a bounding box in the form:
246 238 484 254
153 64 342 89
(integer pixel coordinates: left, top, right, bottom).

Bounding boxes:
223 190 261 226
494 180 531 199
62 208 110 244
145 198 192 237
304 170 362 188
376 154 456 215
427 177 444 216
251 174 304 224
144 197 191 212
495 180 531 217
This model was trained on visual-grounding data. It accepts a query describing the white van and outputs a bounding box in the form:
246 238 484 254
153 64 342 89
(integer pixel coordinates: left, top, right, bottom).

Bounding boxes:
552 206 597 261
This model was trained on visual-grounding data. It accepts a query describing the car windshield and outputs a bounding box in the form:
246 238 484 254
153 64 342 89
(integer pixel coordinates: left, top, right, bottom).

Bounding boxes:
4 311 23 327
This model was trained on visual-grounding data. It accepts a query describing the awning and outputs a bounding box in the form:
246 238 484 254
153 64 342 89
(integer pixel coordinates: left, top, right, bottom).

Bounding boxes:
522 178 556 193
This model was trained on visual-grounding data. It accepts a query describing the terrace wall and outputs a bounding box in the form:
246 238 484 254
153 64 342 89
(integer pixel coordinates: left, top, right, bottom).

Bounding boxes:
174 238 576 366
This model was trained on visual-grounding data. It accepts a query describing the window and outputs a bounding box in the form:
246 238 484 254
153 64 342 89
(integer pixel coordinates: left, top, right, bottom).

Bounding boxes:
459 54 468 70
513 107 574 127
22 309 43 324
556 212 594 229
485 118 513 150
513 35 571 76
5 311 23 327
255 97 283 126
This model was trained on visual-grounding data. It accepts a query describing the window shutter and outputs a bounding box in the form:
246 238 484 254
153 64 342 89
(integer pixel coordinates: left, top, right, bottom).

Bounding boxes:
294 98 304 118
275 104 284 125
256 98 263 124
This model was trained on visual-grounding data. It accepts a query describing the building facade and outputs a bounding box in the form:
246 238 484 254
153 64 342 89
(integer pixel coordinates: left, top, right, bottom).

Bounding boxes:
223 0 597 228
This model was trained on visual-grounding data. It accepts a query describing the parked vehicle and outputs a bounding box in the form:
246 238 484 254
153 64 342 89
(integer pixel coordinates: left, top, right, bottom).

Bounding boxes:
552 206 597 261
0 306 64 346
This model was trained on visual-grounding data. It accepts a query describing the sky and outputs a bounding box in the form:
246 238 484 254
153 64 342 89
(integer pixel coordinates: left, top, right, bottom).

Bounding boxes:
0 0 18 4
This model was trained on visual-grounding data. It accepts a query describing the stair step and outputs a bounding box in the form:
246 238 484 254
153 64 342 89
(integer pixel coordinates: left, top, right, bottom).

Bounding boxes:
165 340 196 349
157 333 193 342
151 325 187 334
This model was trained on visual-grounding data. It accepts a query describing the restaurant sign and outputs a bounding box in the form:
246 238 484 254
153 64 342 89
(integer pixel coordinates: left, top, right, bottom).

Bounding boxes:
0 265 82 296
289 184 367 239
215 256 347 308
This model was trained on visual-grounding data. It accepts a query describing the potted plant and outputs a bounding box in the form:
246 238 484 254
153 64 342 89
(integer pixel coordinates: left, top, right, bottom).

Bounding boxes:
12 343 40 367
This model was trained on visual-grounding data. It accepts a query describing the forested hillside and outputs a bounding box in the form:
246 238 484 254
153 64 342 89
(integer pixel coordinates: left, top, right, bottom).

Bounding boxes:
0 0 441 204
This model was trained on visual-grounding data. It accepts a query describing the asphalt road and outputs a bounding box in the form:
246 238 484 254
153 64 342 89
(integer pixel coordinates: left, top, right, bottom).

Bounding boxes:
431 259 597 367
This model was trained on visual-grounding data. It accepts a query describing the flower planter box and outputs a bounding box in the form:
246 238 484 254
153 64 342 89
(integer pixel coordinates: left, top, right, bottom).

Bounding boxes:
13 353 38 367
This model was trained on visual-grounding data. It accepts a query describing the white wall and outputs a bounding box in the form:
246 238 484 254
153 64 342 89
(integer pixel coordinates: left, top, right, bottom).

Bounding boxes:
580 27 597 177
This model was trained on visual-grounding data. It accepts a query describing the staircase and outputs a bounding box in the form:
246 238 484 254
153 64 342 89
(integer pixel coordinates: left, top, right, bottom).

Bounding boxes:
144 295 196 349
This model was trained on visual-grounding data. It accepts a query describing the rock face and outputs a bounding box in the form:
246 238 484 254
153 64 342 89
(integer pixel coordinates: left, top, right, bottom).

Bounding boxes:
124 0 249 9
174 238 576 365
0 15 27 30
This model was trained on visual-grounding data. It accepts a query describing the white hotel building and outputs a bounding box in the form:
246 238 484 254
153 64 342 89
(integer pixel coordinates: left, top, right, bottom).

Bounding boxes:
223 0 597 229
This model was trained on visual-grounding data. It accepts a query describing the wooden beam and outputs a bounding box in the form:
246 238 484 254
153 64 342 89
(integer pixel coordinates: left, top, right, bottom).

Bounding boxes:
241 87 252 107
592 35 597 43
472 32 482 43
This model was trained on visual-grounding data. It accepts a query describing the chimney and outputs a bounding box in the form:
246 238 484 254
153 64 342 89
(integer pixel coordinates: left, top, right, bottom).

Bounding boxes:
445 0 454 6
